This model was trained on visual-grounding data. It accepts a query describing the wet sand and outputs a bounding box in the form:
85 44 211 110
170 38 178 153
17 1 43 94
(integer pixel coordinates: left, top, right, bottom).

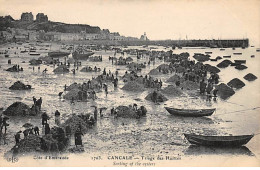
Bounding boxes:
0 42 259 166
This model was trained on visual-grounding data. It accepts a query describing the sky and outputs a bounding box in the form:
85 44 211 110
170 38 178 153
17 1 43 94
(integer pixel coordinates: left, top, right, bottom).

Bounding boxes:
0 0 259 45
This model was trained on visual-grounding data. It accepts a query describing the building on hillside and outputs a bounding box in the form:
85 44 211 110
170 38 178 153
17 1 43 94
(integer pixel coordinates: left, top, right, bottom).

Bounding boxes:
85 34 100 40
60 33 84 41
1 15 14 22
0 31 13 41
28 31 37 41
21 12 33 22
99 29 110 40
36 13 48 22
140 32 149 41
13 35 27 42
126 36 139 41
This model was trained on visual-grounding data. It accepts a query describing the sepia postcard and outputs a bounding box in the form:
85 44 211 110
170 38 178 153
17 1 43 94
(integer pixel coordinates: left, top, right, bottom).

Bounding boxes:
0 0 259 167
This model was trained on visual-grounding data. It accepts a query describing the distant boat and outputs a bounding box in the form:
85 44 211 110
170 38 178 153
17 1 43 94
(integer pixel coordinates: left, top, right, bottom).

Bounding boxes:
165 107 215 117
29 52 40 56
210 58 218 61
251 55 255 58
72 51 94 60
256 49 260 52
234 60 246 64
48 51 70 58
205 52 212 54
29 47 36 52
16 42 23 45
242 40 246 49
20 50 28 53
210 45 218 48
184 134 254 147
233 52 242 55
230 62 241 66
223 55 231 58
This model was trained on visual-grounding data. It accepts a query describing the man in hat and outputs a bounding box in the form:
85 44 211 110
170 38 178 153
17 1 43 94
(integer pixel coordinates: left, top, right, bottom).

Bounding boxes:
1 116 9 134
15 131 22 145
41 112 49 127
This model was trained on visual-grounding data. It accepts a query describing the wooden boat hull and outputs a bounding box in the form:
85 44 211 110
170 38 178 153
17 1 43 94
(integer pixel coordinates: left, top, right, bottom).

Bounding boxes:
234 60 246 64
223 55 231 58
184 134 254 147
73 52 94 60
29 53 40 56
165 107 215 117
230 62 241 66
48 51 70 58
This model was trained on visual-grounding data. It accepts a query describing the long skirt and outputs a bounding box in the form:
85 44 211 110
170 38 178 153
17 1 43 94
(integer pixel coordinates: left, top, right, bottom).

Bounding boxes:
75 134 82 146
55 116 60 126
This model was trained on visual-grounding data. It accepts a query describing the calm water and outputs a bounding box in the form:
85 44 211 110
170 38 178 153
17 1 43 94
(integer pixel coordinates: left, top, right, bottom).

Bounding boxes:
0 42 259 165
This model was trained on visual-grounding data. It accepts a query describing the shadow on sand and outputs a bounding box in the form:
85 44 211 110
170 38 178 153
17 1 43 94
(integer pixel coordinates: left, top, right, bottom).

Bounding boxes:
184 145 254 156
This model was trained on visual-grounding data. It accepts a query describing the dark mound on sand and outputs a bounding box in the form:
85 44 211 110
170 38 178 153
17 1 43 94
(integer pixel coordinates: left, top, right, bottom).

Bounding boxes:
10 129 69 154
126 57 133 62
193 54 210 62
235 65 248 70
122 81 145 92
29 59 42 65
38 56 53 64
66 83 81 91
63 89 81 100
167 74 181 83
9 81 31 90
157 64 170 70
116 105 147 118
161 85 183 96
175 66 186 73
205 64 220 73
6 66 23 72
215 83 235 100
217 60 232 68
148 69 161 75
116 106 138 118
53 65 69 73
227 78 245 89
216 56 222 60
61 115 88 134
244 73 257 81
180 81 199 90
3 102 32 116
145 92 168 102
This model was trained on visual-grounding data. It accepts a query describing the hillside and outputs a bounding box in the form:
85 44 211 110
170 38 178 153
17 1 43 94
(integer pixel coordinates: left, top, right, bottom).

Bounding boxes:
0 17 101 34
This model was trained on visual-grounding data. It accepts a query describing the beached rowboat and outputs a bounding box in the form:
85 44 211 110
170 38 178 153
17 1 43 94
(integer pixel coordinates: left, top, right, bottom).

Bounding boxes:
72 51 94 60
234 60 246 64
184 134 254 147
165 107 215 117
223 55 231 58
48 51 70 58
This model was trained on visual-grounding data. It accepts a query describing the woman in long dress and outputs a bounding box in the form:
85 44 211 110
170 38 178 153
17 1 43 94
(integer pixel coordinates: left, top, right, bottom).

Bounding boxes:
75 127 83 147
